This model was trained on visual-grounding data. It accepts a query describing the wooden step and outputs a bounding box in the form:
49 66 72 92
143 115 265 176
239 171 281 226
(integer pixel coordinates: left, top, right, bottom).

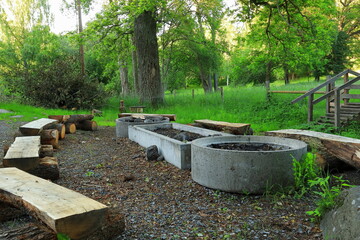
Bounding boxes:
0 168 108 239
325 113 355 118
320 116 349 121
329 102 360 108
20 118 58 136
329 107 360 113
3 136 41 171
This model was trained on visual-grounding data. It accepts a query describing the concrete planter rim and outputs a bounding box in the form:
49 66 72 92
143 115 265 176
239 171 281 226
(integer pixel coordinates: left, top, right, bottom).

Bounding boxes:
191 135 307 153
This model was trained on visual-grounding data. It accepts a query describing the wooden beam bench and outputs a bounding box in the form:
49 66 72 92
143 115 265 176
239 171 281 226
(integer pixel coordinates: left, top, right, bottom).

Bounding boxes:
3 136 41 171
0 168 108 239
129 106 146 113
118 113 176 121
19 118 58 136
266 129 360 169
194 119 251 135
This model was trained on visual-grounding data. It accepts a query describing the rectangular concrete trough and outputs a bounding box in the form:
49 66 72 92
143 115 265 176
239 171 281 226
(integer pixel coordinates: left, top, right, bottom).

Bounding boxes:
128 123 231 169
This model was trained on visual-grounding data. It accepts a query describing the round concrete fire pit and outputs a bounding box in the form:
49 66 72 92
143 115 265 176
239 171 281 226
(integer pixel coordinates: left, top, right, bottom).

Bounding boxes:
191 135 307 194
116 116 169 138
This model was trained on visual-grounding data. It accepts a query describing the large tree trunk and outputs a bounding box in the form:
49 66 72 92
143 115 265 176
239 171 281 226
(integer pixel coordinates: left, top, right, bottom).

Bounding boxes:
131 39 140 95
119 60 130 96
213 73 219 91
284 65 290 84
265 61 271 100
134 11 163 106
77 0 85 76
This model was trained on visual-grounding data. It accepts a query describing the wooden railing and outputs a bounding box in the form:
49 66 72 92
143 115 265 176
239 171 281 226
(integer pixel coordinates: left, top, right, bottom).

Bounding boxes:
292 69 360 128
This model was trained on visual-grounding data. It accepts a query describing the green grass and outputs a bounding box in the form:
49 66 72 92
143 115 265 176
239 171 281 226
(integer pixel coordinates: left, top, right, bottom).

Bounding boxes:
1 79 359 139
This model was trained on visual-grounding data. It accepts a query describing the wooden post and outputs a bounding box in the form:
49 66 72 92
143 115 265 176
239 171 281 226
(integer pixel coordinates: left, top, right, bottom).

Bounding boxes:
343 72 349 105
334 89 341 128
119 100 125 113
192 89 195 99
326 83 332 114
220 87 224 102
308 93 314 122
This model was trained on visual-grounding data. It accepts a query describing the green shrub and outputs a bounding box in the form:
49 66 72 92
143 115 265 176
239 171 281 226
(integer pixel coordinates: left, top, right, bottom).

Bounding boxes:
306 175 353 222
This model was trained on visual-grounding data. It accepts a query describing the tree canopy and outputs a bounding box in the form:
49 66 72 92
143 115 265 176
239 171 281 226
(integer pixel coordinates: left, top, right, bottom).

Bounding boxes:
0 0 359 107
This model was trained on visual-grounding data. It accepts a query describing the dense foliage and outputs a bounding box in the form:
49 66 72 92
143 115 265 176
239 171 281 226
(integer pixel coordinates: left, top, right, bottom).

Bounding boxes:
0 0 359 107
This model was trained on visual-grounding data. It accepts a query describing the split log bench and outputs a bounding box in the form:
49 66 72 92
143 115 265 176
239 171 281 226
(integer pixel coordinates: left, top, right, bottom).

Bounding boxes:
3 136 59 180
18 118 61 148
266 129 360 169
3 136 41 171
19 118 58 136
0 168 109 240
194 119 252 135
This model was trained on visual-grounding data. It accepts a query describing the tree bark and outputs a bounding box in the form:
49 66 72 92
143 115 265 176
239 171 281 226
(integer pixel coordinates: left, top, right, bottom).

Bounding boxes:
76 120 98 131
39 145 54 158
44 123 65 140
119 60 130 96
284 65 290 84
40 129 59 149
134 11 164 106
77 0 85 76
67 114 94 123
131 42 140 95
266 129 360 169
213 73 219 91
28 157 60 181
65 123 76 134
265 61 271 100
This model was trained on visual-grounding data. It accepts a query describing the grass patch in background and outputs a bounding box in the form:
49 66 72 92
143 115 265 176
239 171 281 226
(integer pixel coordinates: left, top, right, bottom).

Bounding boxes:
1 79 359 138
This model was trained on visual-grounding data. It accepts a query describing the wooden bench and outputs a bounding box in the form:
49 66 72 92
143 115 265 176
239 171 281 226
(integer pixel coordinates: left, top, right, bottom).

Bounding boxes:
194 119 251 135
0 168 108 239
3 136 41 171
266 129 360 169
20 118 58 136
129 106 146 113
118 113 176 121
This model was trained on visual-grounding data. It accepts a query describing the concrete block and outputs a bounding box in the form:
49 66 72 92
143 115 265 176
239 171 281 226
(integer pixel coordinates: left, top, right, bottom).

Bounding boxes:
128 123 232 169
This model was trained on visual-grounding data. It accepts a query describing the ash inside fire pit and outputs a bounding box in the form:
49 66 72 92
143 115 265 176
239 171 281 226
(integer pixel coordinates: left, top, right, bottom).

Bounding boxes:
153 128 206 142
208 142 291 151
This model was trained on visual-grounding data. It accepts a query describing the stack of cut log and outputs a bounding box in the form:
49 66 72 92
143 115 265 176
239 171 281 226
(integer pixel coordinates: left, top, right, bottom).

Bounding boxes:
48 114 98 132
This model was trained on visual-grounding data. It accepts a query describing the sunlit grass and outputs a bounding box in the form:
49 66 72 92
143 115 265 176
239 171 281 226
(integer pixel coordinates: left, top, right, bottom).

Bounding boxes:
0 79 359 138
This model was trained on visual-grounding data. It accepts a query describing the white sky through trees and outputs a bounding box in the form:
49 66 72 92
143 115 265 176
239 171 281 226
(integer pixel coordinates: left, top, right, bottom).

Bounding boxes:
50 0 237 34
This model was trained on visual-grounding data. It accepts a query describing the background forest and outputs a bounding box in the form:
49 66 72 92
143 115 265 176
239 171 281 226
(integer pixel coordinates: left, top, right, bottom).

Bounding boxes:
0 0 359 109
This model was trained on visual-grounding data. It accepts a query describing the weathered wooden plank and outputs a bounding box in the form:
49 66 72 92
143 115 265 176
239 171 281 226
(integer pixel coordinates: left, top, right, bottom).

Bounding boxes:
118 113 176 121
345 84 360 90
266 129 360 169
271 91 326 94
0 168 108 240
19 118 58 136
194 119 251 135
341 94 360 99
3 136 41 171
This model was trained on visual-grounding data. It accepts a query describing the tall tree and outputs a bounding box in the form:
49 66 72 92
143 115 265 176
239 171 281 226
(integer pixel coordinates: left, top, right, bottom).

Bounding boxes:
133 10 163 105
233 0 337 84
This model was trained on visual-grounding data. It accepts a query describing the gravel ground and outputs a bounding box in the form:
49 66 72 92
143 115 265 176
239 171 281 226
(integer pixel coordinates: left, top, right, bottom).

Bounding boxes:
56 127 324 239
0 120 326 239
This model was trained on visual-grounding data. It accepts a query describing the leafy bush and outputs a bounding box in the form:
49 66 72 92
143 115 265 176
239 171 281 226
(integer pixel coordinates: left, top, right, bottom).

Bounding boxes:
306 175 352 222
21 55 106 109
292 153 354 222
0 26 106 109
